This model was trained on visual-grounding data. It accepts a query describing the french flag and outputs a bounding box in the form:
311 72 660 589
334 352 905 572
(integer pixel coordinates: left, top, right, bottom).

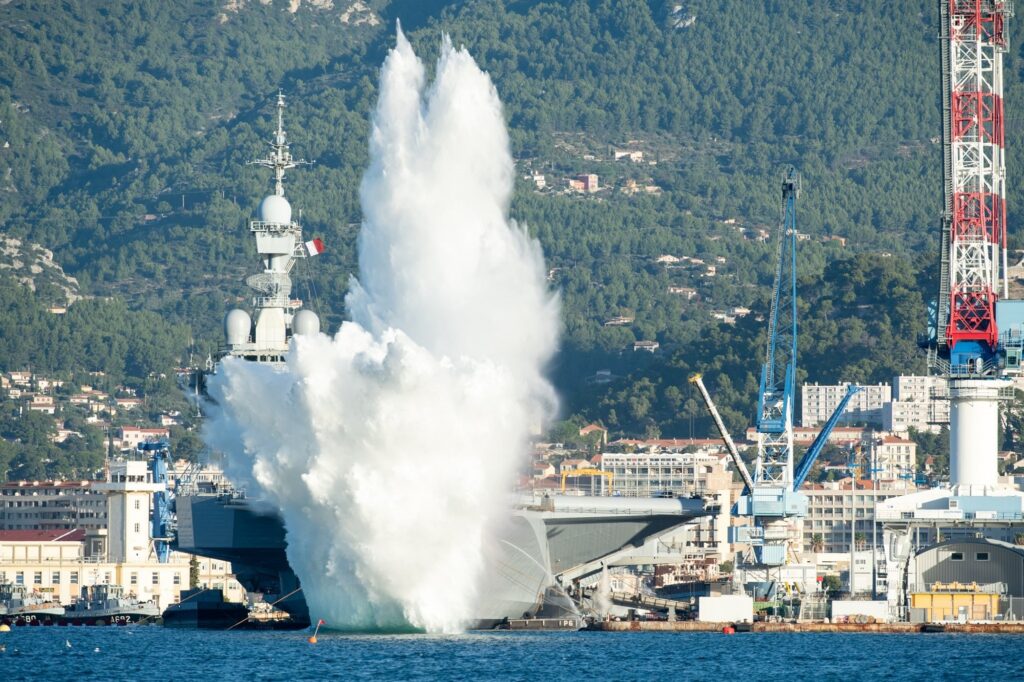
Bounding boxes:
305 237 325 257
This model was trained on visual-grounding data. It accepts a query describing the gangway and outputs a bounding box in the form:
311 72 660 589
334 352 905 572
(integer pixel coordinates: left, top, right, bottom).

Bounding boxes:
609 591 692 614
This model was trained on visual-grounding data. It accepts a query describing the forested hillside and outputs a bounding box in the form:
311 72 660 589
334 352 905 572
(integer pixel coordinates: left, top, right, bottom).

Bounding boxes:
1 0 1020 447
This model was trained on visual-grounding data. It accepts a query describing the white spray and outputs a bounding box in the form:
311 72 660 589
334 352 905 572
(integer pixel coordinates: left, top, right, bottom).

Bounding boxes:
204 28 560 633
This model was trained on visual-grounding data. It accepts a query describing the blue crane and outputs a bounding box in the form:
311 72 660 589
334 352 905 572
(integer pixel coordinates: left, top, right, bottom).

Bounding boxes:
692 168 860 572
138 440 173 563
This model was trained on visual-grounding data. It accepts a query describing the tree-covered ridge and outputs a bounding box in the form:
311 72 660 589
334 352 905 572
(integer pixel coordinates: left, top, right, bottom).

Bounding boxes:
0 0 1017 450
0 271 189 385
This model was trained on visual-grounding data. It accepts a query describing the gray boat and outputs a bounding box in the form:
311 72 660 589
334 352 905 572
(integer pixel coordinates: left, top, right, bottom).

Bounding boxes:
0 583 64 625
175 491 704 628
60 584 159 626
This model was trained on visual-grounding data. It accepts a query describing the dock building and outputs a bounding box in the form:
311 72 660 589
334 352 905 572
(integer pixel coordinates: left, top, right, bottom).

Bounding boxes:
0 454 245 609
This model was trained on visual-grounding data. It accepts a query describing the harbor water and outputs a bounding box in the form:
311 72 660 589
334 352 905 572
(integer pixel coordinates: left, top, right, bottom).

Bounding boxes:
1 627 1022 680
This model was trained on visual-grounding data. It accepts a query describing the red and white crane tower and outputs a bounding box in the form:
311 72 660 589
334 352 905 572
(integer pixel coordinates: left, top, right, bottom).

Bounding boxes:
936 0 1016 491
942 0 1010 347
878 0 1024 614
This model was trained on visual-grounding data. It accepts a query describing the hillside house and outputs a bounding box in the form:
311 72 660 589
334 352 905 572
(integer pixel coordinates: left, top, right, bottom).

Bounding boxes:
668 286 697 300
614 150 644 162
29 395 56 415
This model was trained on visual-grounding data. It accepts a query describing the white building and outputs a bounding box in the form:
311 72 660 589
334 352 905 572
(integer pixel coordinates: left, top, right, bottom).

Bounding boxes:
802 382 891 428
0 456 245 609
816 549 881 594
0 529 243 608
28 395 56 414
883 374 950 433
802 479 917 553
0 481 107 532
866 435 918 480
600 450 732 499
92 459 163 564
119 427 170 450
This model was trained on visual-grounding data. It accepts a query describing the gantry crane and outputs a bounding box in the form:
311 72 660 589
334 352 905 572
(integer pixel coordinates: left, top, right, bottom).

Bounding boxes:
691 168 860 584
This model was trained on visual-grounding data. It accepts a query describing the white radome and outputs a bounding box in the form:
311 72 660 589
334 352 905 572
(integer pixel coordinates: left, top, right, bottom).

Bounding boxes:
259 195 292 224
292 309 320 337
224 309 252 346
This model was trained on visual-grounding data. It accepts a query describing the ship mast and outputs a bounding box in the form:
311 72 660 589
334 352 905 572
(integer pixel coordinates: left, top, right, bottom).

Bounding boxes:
248 92 310 197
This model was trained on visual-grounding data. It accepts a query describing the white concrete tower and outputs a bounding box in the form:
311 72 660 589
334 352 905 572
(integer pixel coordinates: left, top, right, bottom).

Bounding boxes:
93 459 163 564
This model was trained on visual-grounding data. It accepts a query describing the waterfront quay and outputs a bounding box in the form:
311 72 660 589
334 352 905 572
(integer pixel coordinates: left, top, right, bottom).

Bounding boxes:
588 620 1024 634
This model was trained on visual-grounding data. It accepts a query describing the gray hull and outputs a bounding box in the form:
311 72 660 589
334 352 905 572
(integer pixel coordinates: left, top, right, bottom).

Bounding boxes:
175 493 704 627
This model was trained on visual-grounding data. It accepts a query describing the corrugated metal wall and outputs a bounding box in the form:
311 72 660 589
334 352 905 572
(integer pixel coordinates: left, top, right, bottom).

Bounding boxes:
915 542 1024 595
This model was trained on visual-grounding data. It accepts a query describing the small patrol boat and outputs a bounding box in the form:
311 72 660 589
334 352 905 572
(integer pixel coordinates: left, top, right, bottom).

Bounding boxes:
60 584 160 626
0 583 65 626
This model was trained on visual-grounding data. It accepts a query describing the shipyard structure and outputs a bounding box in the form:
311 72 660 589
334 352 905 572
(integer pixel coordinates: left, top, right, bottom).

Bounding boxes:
0 448 245 619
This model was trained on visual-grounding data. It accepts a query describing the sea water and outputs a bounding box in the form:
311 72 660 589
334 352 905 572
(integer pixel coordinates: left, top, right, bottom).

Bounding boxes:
1 627 1020 681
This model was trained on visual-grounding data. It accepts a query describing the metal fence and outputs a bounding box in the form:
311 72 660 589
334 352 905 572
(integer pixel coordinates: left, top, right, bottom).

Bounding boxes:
999 596 1024 621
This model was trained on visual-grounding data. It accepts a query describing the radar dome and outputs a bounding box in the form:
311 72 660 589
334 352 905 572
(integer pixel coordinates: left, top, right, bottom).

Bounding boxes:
292 309 320 337
259 195 292 224
225 309 252 346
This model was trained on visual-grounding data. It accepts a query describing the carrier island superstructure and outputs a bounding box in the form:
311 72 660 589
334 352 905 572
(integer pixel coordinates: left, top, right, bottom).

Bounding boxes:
876 0 1024 613
222 92 322 363
174 94 707 628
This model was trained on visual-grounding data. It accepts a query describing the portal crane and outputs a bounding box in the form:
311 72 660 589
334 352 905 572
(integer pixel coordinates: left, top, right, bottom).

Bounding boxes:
691 168 860 583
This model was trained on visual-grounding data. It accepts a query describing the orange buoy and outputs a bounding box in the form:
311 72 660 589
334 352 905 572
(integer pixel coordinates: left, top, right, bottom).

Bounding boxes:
722 626 735 635
308 618 325 644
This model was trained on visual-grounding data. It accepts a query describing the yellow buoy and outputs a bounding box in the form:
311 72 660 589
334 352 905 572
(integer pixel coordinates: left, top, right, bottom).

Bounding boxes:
0 624 11 633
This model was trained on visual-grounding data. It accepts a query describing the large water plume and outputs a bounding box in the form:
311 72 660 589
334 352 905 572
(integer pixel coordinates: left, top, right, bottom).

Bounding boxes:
204 29 560 632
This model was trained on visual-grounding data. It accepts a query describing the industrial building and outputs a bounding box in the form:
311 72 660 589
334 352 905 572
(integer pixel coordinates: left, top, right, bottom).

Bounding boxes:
908 539 1024 621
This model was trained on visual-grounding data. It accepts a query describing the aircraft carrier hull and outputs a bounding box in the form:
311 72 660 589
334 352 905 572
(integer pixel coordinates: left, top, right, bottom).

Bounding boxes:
174 493 705 628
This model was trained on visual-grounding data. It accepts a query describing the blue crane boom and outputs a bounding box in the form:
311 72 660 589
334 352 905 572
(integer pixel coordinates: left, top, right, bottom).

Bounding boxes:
792 385 862 490
752 169 799 490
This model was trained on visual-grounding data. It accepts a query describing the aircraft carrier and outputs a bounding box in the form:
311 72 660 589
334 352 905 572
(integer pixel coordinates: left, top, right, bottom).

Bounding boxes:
176 93 707 628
